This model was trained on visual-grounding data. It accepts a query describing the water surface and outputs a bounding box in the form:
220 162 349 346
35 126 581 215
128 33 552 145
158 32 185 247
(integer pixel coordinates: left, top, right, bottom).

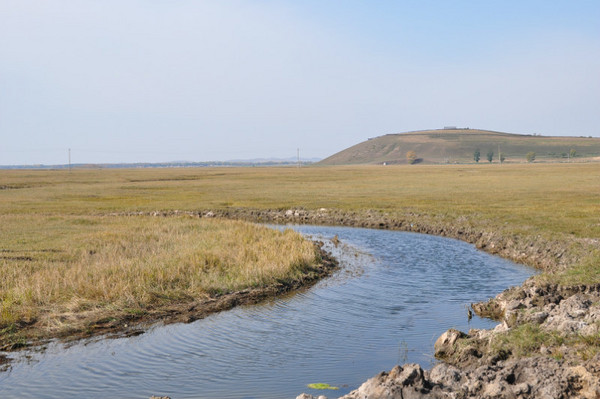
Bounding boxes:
0 226 535 398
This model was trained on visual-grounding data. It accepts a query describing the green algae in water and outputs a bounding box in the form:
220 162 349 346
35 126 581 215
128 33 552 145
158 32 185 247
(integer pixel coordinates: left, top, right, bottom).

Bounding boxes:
308 383 339 390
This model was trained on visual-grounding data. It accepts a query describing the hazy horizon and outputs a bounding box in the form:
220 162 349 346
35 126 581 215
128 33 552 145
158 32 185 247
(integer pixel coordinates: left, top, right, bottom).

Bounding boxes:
2 1 599 165
0 155 323 167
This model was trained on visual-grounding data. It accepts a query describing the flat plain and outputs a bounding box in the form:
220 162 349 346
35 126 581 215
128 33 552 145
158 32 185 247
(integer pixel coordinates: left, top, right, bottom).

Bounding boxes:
1 163 599 348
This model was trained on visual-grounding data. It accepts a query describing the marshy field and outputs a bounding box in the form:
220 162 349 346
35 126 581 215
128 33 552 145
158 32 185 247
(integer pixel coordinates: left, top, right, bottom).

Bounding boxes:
1 163 599 353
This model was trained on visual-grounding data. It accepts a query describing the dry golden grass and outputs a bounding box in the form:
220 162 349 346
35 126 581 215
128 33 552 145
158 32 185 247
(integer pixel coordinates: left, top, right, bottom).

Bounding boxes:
0 215 318 336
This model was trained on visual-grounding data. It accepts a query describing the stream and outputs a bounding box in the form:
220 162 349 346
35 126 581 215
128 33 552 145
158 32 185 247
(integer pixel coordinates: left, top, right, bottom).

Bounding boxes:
0 225 535 399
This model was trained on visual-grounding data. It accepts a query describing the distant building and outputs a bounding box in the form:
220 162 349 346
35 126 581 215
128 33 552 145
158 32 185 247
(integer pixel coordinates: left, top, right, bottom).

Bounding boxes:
444 126 457 130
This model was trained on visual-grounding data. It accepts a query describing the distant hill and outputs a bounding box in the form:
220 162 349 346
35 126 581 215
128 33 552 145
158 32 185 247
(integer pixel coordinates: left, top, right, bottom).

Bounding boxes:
319 128 600 165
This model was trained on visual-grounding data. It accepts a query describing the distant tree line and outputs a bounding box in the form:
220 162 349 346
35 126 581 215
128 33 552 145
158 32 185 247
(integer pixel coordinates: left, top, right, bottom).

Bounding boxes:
469 148 506 163
406 147 580 166
473 147 577 164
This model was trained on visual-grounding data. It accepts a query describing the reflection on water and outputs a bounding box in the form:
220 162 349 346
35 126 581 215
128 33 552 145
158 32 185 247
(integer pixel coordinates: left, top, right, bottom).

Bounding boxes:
0 226 535 399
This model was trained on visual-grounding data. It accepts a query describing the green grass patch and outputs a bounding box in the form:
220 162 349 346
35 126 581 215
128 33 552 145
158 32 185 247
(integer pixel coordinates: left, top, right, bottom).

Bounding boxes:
307 383 339 390
492 323 564 358
491 323 600 361
541 250 600 286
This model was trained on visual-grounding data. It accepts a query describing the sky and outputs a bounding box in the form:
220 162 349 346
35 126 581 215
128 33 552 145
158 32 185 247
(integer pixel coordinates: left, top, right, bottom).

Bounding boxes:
1 1 599 165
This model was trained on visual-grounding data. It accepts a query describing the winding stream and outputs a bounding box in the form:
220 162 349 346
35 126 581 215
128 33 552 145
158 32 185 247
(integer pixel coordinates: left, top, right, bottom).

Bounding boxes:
0 226 535 399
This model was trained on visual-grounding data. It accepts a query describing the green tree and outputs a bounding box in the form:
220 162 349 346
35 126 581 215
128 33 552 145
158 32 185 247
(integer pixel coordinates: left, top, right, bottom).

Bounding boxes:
526 151 536 163
406 150 417 165
486 150 494 163
569 148 576 160
500 152 506 163
474 148 480 163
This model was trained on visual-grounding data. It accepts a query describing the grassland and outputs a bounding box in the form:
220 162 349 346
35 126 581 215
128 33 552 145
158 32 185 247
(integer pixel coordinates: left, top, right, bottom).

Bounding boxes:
0 163 599 348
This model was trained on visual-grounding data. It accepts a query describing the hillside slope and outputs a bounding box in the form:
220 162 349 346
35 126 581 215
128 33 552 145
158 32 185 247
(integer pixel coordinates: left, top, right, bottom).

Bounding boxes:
319 129 600 165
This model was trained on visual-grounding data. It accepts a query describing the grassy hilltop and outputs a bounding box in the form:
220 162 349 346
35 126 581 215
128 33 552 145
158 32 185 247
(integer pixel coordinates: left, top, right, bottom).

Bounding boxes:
319 128 600 165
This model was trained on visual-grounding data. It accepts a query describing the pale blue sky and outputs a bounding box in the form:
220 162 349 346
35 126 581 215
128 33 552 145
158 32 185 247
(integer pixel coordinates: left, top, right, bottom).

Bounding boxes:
1 1 599 164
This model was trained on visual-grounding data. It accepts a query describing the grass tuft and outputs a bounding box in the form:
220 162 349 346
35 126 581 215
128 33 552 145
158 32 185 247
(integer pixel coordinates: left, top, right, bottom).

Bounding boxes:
491 323 563 358
491 323 600 361
541 250 600 286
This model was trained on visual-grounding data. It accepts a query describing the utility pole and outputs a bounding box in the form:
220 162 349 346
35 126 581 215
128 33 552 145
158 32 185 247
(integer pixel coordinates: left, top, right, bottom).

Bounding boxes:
68 148 71 172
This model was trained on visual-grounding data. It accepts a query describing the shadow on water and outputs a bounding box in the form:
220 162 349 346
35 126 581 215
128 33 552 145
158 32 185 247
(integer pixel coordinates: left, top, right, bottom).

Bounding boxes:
0 225 535 399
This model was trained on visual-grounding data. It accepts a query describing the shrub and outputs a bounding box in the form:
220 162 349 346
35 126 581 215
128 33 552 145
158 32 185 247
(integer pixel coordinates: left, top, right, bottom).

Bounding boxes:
406 151 417 164
569 149 576 159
